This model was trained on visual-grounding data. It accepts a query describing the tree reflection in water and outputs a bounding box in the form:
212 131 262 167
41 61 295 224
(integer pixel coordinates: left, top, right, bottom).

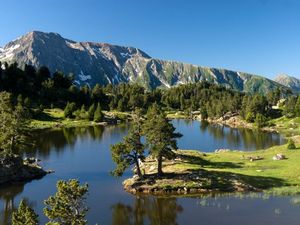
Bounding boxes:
0 183 36 225
25 126 106 159
111 197 183 225
199 122 284 150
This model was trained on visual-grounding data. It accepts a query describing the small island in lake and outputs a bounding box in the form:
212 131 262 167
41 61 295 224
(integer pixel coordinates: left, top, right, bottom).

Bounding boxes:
123 144 300 196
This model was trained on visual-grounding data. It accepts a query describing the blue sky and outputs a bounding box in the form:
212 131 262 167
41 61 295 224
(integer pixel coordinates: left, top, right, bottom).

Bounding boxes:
0 0 299 79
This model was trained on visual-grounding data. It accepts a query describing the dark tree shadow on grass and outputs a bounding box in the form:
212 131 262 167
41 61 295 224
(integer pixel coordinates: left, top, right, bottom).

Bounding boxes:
32 110 60 122
176 152 244 169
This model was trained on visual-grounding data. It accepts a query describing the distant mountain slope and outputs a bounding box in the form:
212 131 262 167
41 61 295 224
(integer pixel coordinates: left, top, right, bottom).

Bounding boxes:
0 31 287 93
275 74 300 93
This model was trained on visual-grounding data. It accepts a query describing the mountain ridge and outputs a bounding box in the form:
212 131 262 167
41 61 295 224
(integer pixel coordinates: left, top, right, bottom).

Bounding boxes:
0 31 289 93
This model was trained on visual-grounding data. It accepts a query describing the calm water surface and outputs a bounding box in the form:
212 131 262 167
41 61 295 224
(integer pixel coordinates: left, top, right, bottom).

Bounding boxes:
0 119 297 225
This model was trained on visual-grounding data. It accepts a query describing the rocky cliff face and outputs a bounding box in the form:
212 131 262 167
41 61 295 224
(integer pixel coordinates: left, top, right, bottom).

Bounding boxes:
0 31 287 93
275 74 300 93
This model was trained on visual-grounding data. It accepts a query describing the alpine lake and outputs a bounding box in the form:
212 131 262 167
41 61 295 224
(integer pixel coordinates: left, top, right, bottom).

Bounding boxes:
1 119 300 225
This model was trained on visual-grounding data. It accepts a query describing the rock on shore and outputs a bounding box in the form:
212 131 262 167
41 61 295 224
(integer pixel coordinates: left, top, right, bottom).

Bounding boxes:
0 155 49 185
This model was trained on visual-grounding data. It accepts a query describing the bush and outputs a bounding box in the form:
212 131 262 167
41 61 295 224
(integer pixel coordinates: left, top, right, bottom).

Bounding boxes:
287 139 296 149
246 112 255 123
78 104 87 119
255 113 268 128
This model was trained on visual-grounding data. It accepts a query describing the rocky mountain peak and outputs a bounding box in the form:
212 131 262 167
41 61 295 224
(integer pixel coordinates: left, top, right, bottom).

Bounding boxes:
275 74 300 93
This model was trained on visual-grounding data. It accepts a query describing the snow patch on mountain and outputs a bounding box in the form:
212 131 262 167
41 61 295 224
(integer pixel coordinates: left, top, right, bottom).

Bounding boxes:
175 80 186 85
208 69 217 79
120 52 131 58
85 45 97 57
156 76 171 88
105 75 112 84
237 72 246 81
79 71 92 81
74 80 80 85
6 44 21 52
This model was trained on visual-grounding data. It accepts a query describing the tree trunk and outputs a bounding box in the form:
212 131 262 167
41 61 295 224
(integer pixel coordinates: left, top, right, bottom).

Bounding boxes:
135 157 143 178
157 155 163 176
10 136 15 154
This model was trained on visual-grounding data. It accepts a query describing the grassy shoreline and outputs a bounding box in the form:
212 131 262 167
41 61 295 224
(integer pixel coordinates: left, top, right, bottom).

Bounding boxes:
29 108 131 130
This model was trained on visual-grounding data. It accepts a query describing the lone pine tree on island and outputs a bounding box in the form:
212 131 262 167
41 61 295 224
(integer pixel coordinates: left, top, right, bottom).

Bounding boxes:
143 104 182 176
111 108 145 178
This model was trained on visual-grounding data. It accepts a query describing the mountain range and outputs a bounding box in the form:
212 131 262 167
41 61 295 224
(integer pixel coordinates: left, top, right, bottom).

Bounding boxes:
0 31 299 93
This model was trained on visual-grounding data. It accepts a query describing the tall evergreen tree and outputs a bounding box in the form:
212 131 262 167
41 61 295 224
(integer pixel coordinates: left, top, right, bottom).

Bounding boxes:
87 103 96 121
143 104 182 176
295 96 300 117
94 103 104 122
64 102 76 118
0 92 29 155
111 108 145 178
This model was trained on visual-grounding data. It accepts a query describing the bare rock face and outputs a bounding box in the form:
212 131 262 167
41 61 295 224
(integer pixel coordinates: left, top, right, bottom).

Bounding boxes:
0 31 287 93
0 155 47 185
275 74 300 93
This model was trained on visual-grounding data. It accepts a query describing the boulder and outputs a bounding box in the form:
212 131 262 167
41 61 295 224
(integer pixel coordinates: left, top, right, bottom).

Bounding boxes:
272 154 286 161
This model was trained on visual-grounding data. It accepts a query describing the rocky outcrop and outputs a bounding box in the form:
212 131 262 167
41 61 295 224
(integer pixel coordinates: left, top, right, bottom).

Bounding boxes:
0 155 49 185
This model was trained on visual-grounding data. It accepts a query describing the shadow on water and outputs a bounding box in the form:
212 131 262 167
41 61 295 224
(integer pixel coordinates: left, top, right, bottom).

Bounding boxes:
111 197 183 225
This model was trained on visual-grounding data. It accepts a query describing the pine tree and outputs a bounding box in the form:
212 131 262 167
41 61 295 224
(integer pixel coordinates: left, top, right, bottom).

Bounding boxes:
255 113 267 128
0 92 29 155
91 84 104 103
87 104 96 121
64 102 76 118
79 104 87 119
295 96 300 117
12 199 39 225
24 97 31 108
94 103 104 122
17 94 23 105
143 104 182 176
200 106 208 120
44 179 89 225
117 98 126 112
111 108 145 178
